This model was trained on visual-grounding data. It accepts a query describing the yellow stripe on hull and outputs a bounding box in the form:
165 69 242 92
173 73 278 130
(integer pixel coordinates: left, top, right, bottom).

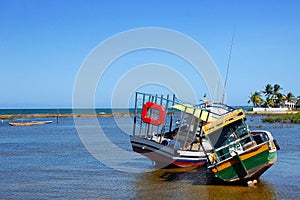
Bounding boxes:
212 143 269 173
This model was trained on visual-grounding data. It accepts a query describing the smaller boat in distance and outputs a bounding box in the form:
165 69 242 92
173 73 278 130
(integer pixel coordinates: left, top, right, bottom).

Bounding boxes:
9 120 53 126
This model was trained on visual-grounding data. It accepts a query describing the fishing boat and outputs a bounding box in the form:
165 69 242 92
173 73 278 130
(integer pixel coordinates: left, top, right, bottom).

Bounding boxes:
130 92 279 181
203 108 280 183
9 120 53 126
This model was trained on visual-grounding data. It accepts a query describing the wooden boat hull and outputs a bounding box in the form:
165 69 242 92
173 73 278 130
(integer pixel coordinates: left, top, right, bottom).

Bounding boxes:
209 142 277 182
130 136 207 168
8 121 53 126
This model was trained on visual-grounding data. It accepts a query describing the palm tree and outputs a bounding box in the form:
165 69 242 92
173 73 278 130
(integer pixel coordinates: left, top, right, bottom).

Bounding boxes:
262 84 273 98
265 98 275 108
286 92 295 102
248 92 263 107
273 84 282 94
273 84 283 107
262 84 273 107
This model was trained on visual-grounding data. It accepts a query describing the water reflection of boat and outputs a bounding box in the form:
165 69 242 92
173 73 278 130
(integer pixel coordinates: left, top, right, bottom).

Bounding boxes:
9 120 53 126
203 109 280 183
133 167 277 199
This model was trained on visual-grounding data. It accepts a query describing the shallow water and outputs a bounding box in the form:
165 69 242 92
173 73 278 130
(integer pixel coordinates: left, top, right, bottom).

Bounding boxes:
0 115 299 199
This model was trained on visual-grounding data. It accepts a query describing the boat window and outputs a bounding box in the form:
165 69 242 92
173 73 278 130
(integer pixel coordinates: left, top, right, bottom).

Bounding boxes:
210 120 249 149
210 125 235 148
253 133 268 144
235 121 249 138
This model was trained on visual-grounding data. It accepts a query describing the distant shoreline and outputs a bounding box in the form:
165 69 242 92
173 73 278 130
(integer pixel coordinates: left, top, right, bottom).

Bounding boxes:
0 113 132 120
245 110 298 115
1 110 299 120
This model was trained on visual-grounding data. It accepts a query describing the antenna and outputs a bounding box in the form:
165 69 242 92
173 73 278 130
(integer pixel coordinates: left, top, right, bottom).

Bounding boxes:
222 31 235 104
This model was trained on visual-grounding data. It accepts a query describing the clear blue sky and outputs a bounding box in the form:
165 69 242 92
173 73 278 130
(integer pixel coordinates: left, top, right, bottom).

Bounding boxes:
1 0 299 108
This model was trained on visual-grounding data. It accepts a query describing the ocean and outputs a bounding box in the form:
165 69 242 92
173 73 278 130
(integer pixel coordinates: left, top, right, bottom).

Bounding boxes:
0 113 299 199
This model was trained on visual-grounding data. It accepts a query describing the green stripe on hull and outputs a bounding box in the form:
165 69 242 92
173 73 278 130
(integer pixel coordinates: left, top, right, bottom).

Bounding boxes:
215 149 277 181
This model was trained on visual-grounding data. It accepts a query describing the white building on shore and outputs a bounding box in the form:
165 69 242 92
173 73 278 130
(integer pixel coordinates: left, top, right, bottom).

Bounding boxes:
253 100 296 112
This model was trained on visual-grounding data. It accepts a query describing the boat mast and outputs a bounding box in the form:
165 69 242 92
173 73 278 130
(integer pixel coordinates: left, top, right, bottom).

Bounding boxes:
222 31 235 104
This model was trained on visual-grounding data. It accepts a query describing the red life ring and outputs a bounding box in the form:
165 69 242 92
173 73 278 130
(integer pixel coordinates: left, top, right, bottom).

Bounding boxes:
141 102 166 126
205 100 213 105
